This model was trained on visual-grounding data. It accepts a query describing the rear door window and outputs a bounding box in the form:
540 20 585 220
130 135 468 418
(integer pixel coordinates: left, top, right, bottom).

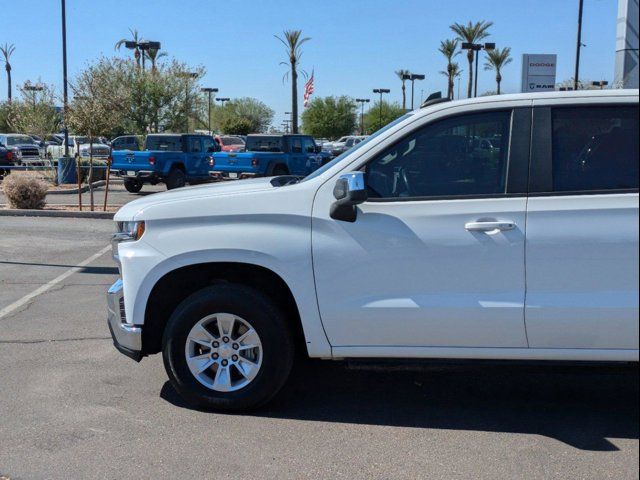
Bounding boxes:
551 106 639 192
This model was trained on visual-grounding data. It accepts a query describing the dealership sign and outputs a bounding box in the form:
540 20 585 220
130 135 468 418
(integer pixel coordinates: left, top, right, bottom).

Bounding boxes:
521 54 557 92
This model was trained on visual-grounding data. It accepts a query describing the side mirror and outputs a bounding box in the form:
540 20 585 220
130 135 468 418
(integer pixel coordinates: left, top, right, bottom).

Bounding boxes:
330 172 368 222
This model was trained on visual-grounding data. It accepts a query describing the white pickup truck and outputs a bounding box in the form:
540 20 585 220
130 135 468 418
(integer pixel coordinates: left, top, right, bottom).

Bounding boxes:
46 135 111 160
109 90 639 411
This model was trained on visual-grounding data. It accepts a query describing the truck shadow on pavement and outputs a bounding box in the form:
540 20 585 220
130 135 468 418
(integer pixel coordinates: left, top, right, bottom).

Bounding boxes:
160 360 639 452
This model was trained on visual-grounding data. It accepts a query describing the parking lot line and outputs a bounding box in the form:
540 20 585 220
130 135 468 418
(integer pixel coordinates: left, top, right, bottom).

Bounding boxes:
0 245 111 321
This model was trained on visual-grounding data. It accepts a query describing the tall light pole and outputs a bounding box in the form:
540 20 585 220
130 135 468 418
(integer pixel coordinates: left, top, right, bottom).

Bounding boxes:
23 82 44 109
372 88 390 129
401 73 425 109
574 0 585 90
177 71 198 132
61 0 69 159
355 98 370 134
201 87 218 134
462 42 495 97
592 80 609 89
137 41 161 71
216 97 230 107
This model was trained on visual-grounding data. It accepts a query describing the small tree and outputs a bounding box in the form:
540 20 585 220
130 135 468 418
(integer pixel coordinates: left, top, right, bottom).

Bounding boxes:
364 100 405 133
484 47 512 94
68 62 129 211
301 96 356 139
220 117 253 135
212 97 274 134
8 83 61 146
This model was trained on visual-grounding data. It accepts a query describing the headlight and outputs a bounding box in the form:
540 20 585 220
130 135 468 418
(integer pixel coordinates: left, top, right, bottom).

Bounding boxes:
116 221 146 241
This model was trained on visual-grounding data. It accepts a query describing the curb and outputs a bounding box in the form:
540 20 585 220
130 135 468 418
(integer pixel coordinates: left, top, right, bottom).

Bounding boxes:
46 179 110 195
0 206 115 219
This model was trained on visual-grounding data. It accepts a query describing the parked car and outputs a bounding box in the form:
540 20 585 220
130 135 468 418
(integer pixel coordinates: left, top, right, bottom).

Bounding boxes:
110 135 142 151
108 89 639 411
0 143 15 176
110 133 218 192
209 134 323 180
0 133 43 165
330 135 367 157
214 135 246 152
46 135 110 160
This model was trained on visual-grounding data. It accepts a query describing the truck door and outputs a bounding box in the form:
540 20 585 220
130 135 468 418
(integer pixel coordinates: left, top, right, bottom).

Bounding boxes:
187 136 206 177
288 137 306 175
312 108 531 350
301 136 321 174
525 103 639 350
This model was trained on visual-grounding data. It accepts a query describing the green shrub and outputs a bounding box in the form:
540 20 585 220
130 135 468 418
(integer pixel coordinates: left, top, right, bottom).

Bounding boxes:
1 172 48 209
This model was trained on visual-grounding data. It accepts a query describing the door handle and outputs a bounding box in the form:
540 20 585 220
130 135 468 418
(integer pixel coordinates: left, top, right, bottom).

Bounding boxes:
465 221 516 232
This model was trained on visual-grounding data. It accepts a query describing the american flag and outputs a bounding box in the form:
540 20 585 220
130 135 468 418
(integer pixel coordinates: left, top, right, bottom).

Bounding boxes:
303 70 315 107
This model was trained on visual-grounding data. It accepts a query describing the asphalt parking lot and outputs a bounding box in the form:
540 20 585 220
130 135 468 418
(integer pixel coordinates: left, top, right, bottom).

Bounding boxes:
0 215 638 480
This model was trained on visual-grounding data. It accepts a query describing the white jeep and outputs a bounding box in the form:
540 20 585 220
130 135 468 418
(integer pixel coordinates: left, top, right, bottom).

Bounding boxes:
108 90 639 411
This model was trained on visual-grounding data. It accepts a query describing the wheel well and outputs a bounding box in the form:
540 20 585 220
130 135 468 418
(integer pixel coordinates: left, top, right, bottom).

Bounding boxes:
170 163 186 172
142 262 306 357
267 162 289 176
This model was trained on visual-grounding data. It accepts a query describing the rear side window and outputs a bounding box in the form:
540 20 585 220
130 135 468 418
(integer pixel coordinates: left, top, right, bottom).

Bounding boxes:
145 136 182 151
551 106 639 192
245 136 283 152
365 110 511 199
189 137 202 153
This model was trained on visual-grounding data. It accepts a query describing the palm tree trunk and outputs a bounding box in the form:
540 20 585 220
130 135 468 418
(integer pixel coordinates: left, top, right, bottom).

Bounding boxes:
291 60 298 133
447 63 454 99
466 50 474 99
401 82 406 110
6 68 11 102
496 72 502 95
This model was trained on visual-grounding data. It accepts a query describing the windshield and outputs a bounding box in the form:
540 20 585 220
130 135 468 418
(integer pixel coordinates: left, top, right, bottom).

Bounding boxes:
6 135 36 146
245 136 283 152
75 136 103 146
301 113 414 182
145 135 182 151
221 136 245 145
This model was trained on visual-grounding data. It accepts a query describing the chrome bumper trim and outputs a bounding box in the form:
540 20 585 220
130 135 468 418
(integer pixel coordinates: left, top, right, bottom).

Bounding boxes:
107 279 142 351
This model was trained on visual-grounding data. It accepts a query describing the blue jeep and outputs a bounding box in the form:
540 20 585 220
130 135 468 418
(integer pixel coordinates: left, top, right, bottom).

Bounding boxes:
111 134 218 192
209 134 327 180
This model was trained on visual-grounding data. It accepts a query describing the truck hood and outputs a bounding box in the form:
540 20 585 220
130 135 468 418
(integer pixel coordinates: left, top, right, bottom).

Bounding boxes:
114 177 278 221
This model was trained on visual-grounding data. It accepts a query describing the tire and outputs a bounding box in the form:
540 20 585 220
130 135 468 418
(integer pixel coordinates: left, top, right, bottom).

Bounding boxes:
124 178 143 193
166 168 186 190
162 284 294 411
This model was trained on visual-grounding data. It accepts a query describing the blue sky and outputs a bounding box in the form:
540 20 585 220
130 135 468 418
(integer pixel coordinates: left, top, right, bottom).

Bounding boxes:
2 0 618 123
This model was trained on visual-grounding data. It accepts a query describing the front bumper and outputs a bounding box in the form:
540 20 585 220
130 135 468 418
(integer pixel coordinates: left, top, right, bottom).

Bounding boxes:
107 279 143 361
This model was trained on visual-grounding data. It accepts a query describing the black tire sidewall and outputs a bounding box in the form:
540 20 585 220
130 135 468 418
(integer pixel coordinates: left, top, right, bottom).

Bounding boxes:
162 284 294 411
124 178 143 193
166 169 186 189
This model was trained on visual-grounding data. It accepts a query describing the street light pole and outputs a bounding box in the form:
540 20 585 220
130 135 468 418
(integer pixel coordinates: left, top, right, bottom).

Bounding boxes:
463 42 495 97
402 73 425 109
24 82 44 109
355 98 370 134
215 97 230 108
61 0 69 159
201 87 219 134
574 0 584 91
177 72 198 132
372 88 390 128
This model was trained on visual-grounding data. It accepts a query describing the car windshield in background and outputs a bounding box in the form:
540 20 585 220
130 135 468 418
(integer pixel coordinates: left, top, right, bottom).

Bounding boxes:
145 136 182 151
6 135 36 146
222 136 244 145
245 136 283 152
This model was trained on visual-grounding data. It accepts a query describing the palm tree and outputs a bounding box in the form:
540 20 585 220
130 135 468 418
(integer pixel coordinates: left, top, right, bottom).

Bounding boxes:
146 47 167 72
395 69 411 110
115 28 142 68
438 39 459 99
484 47 512 94
275 29 310 134
1 43 15 102
450 20 493 98
440 63 463 99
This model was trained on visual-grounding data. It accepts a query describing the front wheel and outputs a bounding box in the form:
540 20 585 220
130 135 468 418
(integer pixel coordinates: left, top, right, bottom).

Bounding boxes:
124 178 143 193
162 284 294 411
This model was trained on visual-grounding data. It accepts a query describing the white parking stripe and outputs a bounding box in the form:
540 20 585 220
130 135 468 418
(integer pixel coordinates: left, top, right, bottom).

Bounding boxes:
0 245 111 320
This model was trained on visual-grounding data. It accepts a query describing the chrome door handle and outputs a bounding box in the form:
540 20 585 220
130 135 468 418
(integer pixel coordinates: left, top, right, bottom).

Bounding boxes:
465 221 516 232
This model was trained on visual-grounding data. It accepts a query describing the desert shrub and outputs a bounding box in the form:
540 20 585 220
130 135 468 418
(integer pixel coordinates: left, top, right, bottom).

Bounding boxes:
78 159 108 183
1 172 48 209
